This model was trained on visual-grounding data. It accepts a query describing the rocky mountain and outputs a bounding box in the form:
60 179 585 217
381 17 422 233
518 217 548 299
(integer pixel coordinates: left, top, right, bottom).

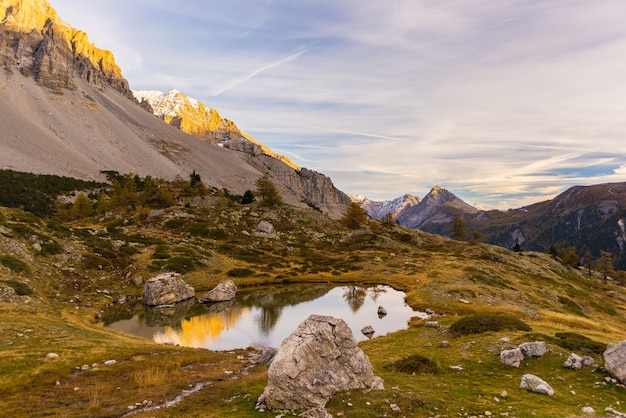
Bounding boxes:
467 182 626 269
133 89 298 169
0 0 350 217
351 193 420 220
394 186 478 233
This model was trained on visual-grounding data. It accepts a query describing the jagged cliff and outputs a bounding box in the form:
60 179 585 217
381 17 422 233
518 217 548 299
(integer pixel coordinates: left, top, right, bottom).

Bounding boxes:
133 89 299 169
0 0 351 218
1 0 129 95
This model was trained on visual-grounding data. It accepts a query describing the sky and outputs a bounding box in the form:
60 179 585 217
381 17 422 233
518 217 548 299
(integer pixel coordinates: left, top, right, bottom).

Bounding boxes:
50 0 626 209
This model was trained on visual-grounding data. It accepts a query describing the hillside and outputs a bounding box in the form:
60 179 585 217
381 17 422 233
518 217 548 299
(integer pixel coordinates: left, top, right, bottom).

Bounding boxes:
466 182 626 270
0 179 625 416
0 0 350 218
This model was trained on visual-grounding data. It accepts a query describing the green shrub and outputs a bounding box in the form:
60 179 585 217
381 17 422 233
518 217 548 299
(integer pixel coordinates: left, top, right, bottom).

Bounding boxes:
40 240 63 255
0 255 30 273
554 332 606 355
449 315 531 337
164 256 195 274
226 268 255 277
82 254 108 269
385 354 439 374
165 218 187 229
1 280 33 295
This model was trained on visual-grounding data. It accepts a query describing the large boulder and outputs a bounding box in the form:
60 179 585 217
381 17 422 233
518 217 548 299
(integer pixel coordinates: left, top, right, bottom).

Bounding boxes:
198 279 237 303
520 374 554 396
257 314 384 411
143 272 195 306
604 340 626 384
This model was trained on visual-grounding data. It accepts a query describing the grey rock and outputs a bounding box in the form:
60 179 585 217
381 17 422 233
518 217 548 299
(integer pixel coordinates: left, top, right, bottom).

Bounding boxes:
377 306 387 317
439 340 450 348
604 340 626 384
564 353 583 370
425 321 440 328
143 272 195 306
519 341 548 357
299 406 333 418
581 356 596 367
581 406 595 415
46 353 60 359
198 279 237 303
258 347 278 366
361 325 375 338
519 374 554 396
255 221 274 235
500 348 524 368
257 314 384 411
132 276 144 286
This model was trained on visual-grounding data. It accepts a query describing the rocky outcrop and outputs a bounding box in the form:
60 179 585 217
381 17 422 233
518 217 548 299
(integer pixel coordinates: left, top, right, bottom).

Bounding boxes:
1 0 130 95
564 353 596 370
500 348 524 368
500 341 548 368
143 272 195 307
198 279 237 304
257 314 384 411
520 374 554 396
604 340 626 384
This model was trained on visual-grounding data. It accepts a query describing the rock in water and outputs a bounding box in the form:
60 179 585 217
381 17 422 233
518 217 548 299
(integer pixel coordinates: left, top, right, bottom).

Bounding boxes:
257 314 384 411
198 279 237 303
604 340 626 384
143 272 195 306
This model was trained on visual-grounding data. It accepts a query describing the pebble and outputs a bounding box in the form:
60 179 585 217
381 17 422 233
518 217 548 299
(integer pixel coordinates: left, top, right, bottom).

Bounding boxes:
46 353 60 359
103 360 117 366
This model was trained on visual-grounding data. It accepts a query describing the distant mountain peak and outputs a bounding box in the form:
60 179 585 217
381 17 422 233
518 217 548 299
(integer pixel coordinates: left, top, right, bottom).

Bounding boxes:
133 89 299 169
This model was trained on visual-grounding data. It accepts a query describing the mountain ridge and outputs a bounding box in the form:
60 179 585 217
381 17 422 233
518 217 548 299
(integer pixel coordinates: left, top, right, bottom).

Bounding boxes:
0 0 350 217
133 89 299 169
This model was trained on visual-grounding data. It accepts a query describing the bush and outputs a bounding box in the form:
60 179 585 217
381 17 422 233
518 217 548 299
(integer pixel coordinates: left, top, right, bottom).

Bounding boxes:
226 268 255 277
40 240 63 255
0 255 30 273
164 256 195 274
554 332 606 355
449 315 531 337
385 354 439 374
1 280 33 295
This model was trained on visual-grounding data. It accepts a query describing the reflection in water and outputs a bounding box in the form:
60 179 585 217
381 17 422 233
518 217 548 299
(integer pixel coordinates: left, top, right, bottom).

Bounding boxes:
106 284 427 351
343 286 367 312
153 306 247 348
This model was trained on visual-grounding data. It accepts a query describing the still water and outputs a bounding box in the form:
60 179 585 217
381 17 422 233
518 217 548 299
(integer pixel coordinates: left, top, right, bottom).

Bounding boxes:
106 284 427 351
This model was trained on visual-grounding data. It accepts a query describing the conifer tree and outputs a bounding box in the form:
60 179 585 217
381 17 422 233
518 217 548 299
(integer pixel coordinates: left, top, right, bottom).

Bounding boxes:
340 202 369 230
451 215 466 241
255 174 282 206
72 193 93 218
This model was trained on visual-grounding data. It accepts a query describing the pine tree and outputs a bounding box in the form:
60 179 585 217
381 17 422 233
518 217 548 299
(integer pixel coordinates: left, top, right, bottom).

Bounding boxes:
255 174 282 206
96 191 109 214
340 202 369 230
241 190 255 204
71 193 93 218
451 215 466 241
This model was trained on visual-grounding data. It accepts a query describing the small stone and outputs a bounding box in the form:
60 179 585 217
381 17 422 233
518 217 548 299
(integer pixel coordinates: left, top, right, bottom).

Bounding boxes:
81 365 89 371
500 390 508 398
425 321 440 328
500 337 510 344
458 299 470 304
55 381 60 386
449 365 464 371
377 306 387 317
581 406 595 415
46 353 60 359
439 340 450 348
103 360 117 366
390 404 401 413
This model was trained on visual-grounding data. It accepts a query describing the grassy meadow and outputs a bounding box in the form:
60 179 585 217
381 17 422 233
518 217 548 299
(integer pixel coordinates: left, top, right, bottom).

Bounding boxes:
0 198 625 417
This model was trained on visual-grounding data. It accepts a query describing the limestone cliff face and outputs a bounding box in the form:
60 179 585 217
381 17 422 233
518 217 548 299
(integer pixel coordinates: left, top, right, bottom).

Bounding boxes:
133 89 299 169
1 0 130 95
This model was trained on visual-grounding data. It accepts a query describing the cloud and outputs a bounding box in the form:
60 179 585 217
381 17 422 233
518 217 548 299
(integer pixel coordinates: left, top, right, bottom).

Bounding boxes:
210 50 307 96
49 0 626 209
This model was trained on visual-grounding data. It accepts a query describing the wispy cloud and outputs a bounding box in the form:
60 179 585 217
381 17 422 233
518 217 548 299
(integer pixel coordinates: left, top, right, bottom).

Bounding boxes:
210 49 306 96
50 0 626 209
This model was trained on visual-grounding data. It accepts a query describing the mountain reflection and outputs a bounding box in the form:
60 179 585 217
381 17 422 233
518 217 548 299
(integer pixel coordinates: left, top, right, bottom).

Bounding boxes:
153 305 247 347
